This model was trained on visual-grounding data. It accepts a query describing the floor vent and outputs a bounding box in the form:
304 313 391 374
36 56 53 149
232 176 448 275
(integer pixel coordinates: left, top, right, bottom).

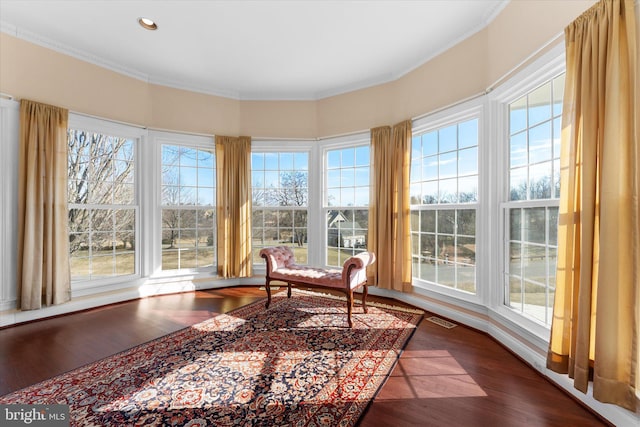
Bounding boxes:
426 316 457 329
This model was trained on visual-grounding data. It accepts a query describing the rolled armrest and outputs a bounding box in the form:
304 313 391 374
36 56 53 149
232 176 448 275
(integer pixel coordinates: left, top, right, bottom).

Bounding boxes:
342 251 376 287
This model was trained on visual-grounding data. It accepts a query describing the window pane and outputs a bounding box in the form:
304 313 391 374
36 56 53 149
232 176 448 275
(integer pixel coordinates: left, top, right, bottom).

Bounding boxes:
160 144 216 271
422 181 438 205
458 147 477 176
510 131 527 168
422 156 438 180
341 148 355 167
355 146 369 166
510 208 521 241
523 281 547 323
457 210 476 236
279 152 293 170
529 121 552 164
411 116 479 294
510 167 527 201
529 162 552 199
422 132 438 156
439 151 457 178
264 153 278 169
421 210 436 233
254 150 310 265
252 153 264 170
458 119 478 149
439 125 457 152
438 210 455 235
458 176 477 203
326 208 368 266
439 178 457 203
355 167 369 186
69 128 137 281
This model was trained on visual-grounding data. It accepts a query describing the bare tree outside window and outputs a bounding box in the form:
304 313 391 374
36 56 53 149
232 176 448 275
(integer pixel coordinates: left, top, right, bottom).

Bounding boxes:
252 152 309 264
160 144 215 270
67 129 136 279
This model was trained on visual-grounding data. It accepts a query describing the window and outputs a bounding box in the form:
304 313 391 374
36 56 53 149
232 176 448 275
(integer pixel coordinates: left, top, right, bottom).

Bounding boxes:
252 151 309 264
161 144 216 270
504 73 564 325
325 145 370 267
68 128 137 280
410 117 479 294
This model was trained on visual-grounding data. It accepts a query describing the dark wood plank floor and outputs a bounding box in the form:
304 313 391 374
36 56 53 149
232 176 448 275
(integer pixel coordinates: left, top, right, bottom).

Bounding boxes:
0 286 607 426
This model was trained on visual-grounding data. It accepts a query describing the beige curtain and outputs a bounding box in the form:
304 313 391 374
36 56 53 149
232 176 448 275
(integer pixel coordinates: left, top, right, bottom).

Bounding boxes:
547 0 638 412
215 135 253 278
367 120 412 292
17 100 71 310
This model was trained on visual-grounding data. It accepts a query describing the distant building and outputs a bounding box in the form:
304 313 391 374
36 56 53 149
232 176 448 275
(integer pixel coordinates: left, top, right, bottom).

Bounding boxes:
327 211 366 248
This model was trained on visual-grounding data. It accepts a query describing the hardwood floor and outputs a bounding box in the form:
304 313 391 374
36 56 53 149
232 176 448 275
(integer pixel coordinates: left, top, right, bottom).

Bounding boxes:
0 286 607 426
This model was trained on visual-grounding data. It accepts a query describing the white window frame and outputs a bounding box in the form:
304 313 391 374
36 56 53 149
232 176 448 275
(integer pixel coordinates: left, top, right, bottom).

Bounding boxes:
67 113 146 294
251 139 319 270
140 130 217 279
148 130 216 278
320 132 371 268
488 43 566 339
0 98 19 310
411 98 485 305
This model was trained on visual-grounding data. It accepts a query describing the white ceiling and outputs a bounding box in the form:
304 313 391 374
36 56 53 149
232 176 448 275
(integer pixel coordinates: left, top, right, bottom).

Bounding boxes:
0 0 509 100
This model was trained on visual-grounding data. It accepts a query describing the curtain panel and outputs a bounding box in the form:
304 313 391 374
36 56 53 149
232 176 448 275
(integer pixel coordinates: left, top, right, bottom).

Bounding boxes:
17 99 71 310
367 120 412 292
215 135 253 278
547 0 638 411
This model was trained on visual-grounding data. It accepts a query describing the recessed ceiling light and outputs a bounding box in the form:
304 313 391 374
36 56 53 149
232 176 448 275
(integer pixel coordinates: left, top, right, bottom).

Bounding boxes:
138 17 158 31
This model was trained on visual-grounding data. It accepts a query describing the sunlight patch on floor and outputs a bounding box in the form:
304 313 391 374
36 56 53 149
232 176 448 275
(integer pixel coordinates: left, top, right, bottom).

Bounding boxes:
375 350 487 399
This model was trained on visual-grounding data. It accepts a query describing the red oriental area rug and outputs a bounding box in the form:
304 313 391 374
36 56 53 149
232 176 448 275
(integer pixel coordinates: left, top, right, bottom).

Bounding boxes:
0 290 423 426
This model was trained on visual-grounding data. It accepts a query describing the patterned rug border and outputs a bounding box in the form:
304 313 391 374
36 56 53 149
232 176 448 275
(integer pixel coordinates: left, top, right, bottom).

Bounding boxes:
1 289 423 427
1 289 422 400
290 288 425 315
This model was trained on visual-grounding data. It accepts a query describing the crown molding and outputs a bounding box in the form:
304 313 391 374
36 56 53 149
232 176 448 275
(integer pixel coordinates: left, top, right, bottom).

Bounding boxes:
0 1 511 102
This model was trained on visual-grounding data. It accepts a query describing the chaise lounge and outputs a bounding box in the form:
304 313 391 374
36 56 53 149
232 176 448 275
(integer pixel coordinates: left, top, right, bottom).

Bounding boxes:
259 246 376 327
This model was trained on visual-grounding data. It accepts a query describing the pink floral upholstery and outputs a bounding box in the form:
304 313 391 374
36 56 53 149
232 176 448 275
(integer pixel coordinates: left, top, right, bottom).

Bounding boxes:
259 246 297 270
259 247 375 290
259 246 376 327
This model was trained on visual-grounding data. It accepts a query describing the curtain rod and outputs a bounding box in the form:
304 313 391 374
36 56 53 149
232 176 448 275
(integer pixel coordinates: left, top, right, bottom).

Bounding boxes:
485 31 564 93
411 31 564 124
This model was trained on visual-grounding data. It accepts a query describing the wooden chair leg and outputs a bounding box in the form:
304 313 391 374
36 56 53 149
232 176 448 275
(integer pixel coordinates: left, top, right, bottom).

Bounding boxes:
347 290 354 328
287 283 292 298
361 285 368 313
265 281 272 309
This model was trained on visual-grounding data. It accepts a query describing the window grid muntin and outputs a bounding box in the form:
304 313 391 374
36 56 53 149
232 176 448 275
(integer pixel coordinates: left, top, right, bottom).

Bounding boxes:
508 74 564 201
326 146 370 208
411 206 476 293
324 145 370 267
161 144 216 271
68 129 137 281
410 118 479 293
411 118 479 205
504 72 564 326
252 151 309 265
505 205 558 325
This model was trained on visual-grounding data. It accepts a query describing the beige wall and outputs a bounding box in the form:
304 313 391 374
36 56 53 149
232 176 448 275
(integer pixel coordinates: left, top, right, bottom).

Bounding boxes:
149 84 240 136
0 1 596 138
0 35 151 124
486 0 596 87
